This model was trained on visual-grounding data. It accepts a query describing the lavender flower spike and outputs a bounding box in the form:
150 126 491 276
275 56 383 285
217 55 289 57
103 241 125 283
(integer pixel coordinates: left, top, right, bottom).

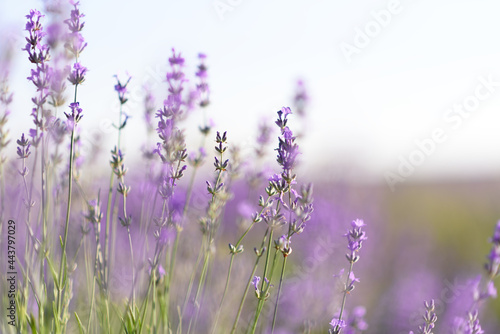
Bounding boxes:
64 102 83 127
485 220 500 278
68 62 87 85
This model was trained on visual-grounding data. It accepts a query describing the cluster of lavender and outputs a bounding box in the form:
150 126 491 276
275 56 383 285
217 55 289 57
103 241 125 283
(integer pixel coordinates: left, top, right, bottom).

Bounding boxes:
2 2 500 334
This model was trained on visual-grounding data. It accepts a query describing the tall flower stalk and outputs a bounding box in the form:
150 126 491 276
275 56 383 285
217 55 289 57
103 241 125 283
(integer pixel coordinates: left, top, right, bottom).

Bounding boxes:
186 131 229 334
104 74 131 297
56 2 87 331
330 219 367 334
246 107 313 334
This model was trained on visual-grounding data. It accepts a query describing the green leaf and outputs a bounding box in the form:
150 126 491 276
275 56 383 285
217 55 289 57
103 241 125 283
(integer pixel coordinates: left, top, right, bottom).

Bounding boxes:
74 312 85 334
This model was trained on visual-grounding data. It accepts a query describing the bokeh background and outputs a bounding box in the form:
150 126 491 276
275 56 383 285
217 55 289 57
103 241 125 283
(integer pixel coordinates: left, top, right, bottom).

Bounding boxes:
1 0 500 332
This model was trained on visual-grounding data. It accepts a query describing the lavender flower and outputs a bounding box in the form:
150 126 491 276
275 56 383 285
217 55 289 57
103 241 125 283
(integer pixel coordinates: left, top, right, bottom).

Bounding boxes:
114 74 132 105
64 1 87 57
49 66 69 107
293 79 309 118
68 62 87 85
330 319 347 333
143 85 156 134
16 133 31 159
24 8 53 145
275 107 299 180
196 53 209 107
345 219 367 263
64 1 85 33
485 220 500 278
64 101 83 126
255 118 273 158
452 310 484 334
331 219 367 334
162 48 186 120
409 300 437 334
344 306 368 334
85 198 103 225
188 147 207 168
23 10 50 64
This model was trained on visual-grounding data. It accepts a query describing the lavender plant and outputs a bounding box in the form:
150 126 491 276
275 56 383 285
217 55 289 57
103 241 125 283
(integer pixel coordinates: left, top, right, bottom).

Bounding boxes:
330 219 367 334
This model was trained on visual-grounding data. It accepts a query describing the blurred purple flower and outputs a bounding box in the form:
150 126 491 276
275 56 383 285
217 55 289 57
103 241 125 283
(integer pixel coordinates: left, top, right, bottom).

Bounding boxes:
64 1 85 33
16 133 31 159
195 52 209 107
344 306 368 333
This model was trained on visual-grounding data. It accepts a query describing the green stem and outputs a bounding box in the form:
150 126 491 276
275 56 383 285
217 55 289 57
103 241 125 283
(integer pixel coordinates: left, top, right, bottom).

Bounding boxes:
271 256 287 333
230 244 265 334
250 228 274 334
187 247 210 334
336 260 355 329
57 123 76 323
181 235 204 318
211 254 235 334
104 171 115 291
127 226 136 310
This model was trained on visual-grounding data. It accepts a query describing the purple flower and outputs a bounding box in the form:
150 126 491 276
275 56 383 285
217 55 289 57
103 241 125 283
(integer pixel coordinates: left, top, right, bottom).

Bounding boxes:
275 106 291 130
158 228 169 246
256 122 272 146
350 306 368 330
275 108 299 176
68 62 87 85
345 219 367 256
64 1 85 33
330 319 346 332
114 74 132 105
252 276 260 291
452 310 484 334
24 10 48 64
27 64 51 92
16 133 31 159
293 79 309 117
269 173 282 183
485 221 500 277
169 49 185 66
195 53 209 107
492 220 500 244
64 102 83 126
64 1 87 57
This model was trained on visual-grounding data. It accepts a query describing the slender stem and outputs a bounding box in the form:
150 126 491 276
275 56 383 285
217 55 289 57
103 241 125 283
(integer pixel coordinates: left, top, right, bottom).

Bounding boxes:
87 276 96 333
152 269 157 334
250 228 274 334
57 123 76 319
127 226 136 309
187 246 210 334
271 256 287 333
337 260 355 328
56 80 80 330
230 247 264 334
181 235 204 317
211 254 235 334
104 171 115 290
164 225 180 320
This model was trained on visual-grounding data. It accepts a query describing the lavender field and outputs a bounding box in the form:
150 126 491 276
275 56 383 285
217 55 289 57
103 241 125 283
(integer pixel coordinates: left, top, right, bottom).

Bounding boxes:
1 1 500 333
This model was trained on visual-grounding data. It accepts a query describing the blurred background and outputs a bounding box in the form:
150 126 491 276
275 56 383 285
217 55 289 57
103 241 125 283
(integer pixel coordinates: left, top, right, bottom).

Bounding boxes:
1 0 500 332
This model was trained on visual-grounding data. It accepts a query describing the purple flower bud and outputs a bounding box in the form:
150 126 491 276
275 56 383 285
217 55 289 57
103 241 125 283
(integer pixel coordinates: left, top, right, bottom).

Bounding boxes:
68 62 87 85
64 102 83 126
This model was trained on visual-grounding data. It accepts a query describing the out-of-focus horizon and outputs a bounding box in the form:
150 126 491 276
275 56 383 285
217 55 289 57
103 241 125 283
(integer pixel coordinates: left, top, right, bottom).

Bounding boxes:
2 0 500 187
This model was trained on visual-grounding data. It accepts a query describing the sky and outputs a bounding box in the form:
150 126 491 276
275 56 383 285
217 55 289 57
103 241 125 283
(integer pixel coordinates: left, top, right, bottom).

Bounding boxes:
2 0 500 186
